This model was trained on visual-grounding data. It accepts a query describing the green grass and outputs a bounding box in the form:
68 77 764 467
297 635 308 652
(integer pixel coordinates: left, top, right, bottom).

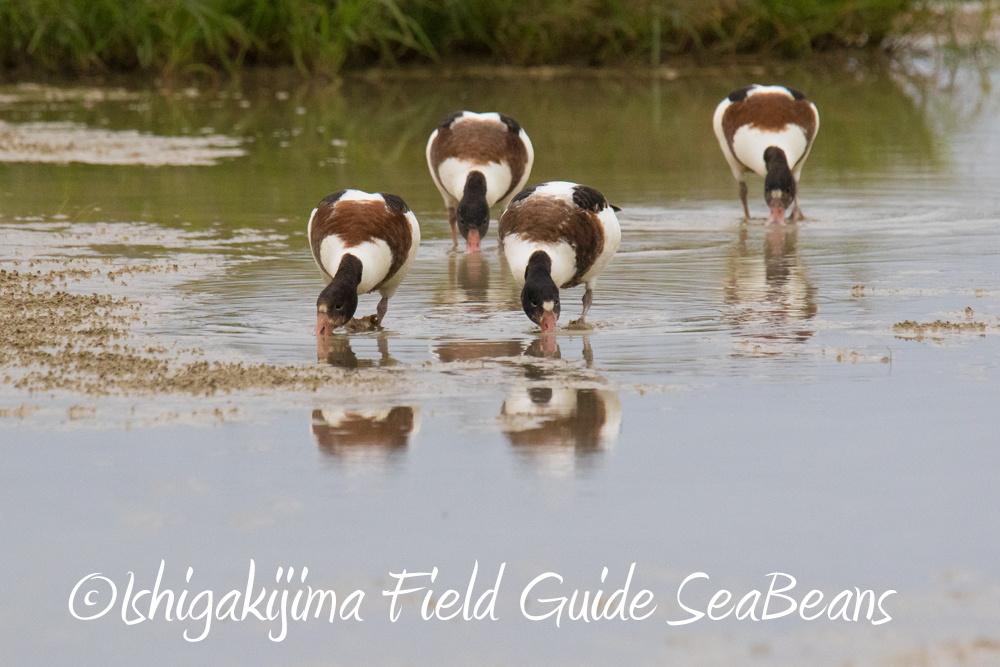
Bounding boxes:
0 0 949 76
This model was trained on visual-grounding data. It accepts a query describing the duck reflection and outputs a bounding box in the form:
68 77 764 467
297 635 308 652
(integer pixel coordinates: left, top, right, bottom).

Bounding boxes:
311 406 419 464
437 251 519 314
433 338 524 362
500 385 621 469
500 335 620 472
524 335 561 360
724 225 817 348
318 334 396 368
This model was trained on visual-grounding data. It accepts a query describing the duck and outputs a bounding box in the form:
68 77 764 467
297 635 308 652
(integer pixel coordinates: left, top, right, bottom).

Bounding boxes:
498 182 621 332
713 84 819 224
308 190 420 335
426 111 534 253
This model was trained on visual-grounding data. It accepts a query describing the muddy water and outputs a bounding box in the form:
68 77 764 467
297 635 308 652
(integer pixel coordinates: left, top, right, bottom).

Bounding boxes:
2 54 1000 666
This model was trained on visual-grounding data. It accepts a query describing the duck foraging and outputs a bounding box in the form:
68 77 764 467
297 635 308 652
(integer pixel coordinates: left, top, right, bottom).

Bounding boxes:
499 182 620 332
427 111 534 253
308 190 420 335
713 84 819 224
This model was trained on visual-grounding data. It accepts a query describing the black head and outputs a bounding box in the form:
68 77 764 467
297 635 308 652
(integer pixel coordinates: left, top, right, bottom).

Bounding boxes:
763 146 796 223
521 251 560 332
316 281 358 333
315 254 362 335
458 171 490 252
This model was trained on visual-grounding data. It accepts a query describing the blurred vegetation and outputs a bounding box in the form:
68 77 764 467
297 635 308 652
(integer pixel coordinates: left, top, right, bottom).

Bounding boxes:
0 0 943 77
902 0 1000 53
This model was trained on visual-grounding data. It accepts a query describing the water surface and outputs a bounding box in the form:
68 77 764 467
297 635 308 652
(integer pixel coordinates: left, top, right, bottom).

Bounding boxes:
1 53 999 666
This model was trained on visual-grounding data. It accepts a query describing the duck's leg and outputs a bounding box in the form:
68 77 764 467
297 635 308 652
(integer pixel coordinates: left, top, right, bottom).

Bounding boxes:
790 197 805 223
579 287 594 323
375 296 389 327
739 181 751 220
448 207 458 246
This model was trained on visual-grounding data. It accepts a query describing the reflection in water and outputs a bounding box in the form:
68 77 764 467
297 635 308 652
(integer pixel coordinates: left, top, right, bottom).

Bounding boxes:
524 336 560 360
436 251 519 314
452 251 489 302
432 334 590 364
311 406 420 464
500 384 622 473
433 339 524 362
500 335 620 473
724 225 818 350
318 335 396 368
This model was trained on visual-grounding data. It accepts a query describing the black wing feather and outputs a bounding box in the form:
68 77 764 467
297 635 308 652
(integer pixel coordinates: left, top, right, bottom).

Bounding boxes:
572 185 610 213
510 186 536 205
318 190 346 207
379 193 410 213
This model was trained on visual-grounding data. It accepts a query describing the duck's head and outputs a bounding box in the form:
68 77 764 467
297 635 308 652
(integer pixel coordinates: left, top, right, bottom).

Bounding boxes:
521 251 560 333
458 171 490 253
763 146 796 224
315 255 361 335
316 283 358 335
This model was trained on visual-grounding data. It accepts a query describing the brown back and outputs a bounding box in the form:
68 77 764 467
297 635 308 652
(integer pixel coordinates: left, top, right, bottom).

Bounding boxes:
721 92 817 147
309 197 412 286
431 117 528 201
499 195 604 287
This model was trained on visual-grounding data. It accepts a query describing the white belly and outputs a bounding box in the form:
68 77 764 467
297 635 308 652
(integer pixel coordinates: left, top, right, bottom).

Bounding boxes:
437 157 512 206
578 207 621 288
503 234 577 288
319 236 392 294
373 210 421 298
732 125 808 177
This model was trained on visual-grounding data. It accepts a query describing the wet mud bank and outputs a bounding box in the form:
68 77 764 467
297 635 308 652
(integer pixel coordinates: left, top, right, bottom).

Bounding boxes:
0 262 396 396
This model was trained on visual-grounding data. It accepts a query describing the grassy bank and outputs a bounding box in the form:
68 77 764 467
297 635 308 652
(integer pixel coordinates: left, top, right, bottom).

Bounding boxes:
0 0 931 77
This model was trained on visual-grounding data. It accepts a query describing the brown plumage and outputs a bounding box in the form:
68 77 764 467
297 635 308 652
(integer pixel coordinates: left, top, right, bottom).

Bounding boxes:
429 114 529 202
309 191 421 334
309 194 413 287
713 85 820 222
500 195 604 287
498 182 621 331
426 111 535 251
720 93 817 165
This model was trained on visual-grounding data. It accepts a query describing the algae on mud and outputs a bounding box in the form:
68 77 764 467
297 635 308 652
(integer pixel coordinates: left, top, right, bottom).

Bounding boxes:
0 263 398 396
892 318 995 339
0 120 246 166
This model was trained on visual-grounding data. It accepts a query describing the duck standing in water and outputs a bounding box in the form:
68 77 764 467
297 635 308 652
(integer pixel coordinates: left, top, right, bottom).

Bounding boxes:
308 190 420 335
498 182 620 332
426 111 534 252
713 85 819 224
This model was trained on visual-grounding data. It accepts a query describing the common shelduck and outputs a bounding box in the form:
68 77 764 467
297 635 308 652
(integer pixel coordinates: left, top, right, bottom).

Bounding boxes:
308 190 420 334
426 111 534 253
713 85 819 224
498 182 621 332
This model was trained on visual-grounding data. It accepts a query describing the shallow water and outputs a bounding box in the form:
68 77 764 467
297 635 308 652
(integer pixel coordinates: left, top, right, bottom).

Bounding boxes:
2 53 1000 665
